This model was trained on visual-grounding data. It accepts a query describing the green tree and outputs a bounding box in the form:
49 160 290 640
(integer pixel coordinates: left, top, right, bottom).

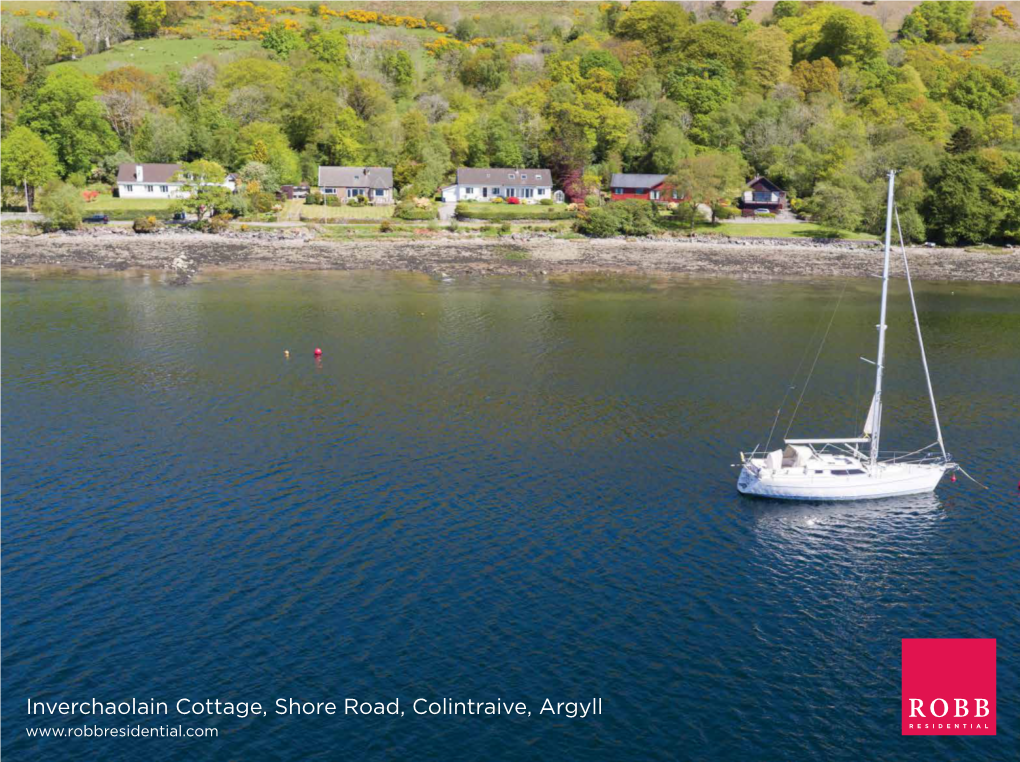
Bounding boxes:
1 126 58 212
923 155 1002 244
262 23 304 59
132 111 190 162
614 1 692 57
381 50 414 90
678 21 751 77
17 68 119 175
307 30 348 68
668 152 745 232
789 57 840 97
459 48 510 92
38 180 83 229
781 5 888 66
900 2 975 43
237 121 300 183
322 108 366 165
171 159 229 220
809 182 864 233
747 26 792 91
579 50 623 79
665 61 735 117
126 1 167 38
1 45 27 97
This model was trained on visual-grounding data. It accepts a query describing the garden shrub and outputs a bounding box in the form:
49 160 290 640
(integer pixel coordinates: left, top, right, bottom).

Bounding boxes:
208 213 233 233
132 215 163 234
540 198 554 206
575 200 658 237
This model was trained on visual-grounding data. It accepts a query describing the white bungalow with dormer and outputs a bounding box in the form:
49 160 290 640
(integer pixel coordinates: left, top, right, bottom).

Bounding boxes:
440 167 554 204
117 163 236 199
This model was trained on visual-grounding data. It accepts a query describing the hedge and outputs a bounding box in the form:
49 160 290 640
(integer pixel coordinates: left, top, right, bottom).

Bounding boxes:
455 203 575 221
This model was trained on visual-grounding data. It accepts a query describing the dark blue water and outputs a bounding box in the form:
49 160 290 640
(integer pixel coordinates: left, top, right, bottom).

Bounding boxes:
2 271 1018 761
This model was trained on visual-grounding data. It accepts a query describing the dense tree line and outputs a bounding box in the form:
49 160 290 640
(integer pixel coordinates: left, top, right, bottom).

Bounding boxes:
1 1 1018 243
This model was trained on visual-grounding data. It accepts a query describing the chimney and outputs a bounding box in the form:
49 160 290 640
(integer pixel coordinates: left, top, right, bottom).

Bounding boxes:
136 164 144 182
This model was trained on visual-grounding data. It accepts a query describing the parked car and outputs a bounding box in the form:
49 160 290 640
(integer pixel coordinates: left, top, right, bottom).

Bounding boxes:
83 213 109 224
167 212 188 224
506 196 521 205
754 208 771 216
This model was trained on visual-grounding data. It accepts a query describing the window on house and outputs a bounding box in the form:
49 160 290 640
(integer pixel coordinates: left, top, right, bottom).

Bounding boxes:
535 174 542 180
521 174 527 180
672 190 679 199
523 188 534 198
753 191 772 202
465 187 474 194
347 188 365 198
160 185 169 193
124 185 133 192
482 187 488 198
146 185 154 192
614 188 623 195
650 190 661 200
375 189 384 197
324 188 336 194
537 188 546 195
508 173 515 179
492 187 499 196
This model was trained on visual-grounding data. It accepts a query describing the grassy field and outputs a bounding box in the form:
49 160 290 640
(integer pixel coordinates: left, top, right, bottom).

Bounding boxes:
456 202 575 221
300 204 394 221
80 193 174 220
945 39 1020 70
657 217 880 240
53 38 260 76
710 222 879 240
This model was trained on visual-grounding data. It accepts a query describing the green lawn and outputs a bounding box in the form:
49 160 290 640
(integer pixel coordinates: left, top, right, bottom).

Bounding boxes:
659 217 879 241
81 193 174 220
300 204 394 221
711 222 879 240
52 38 260 76
456 202 575 221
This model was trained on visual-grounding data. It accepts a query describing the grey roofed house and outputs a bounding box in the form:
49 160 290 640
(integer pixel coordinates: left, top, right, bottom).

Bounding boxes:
455 167 552 187
116 163 183 184
317 166 393 189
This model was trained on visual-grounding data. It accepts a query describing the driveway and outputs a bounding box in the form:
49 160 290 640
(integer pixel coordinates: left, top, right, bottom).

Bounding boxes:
438 200 457 222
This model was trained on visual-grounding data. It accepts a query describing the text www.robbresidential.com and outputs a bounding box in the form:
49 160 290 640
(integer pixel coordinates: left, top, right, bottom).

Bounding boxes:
26 726 218 739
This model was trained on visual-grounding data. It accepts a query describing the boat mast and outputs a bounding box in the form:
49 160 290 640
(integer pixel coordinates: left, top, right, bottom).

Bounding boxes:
870 170 895 469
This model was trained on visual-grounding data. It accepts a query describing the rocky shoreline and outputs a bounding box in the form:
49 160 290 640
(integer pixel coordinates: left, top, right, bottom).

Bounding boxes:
2 230 1018 283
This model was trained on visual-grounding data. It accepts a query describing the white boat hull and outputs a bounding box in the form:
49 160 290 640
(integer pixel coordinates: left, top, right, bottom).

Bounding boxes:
737 461 948 501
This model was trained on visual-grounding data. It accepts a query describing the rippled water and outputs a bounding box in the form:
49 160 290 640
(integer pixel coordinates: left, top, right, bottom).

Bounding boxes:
2 271 1018 761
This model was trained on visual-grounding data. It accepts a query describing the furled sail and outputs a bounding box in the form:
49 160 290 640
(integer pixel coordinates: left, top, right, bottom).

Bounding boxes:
862 395 878 437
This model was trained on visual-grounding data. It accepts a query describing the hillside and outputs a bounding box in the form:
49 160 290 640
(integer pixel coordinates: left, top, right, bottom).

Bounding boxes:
2 1 1018 244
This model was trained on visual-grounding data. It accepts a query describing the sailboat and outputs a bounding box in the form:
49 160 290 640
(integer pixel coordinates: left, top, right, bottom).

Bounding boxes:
736 170 957 501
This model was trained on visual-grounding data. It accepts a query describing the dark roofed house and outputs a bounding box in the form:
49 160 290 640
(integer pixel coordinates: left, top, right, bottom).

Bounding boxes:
318 166 394 204
440 168 554 204
610 173 677 202
739 176 787 216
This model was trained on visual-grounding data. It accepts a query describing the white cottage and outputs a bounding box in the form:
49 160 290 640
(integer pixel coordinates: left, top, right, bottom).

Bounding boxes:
116 164 236 199
440 168 554 204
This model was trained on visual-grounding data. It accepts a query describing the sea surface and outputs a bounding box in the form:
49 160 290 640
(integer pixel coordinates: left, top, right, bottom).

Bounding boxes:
2 270 1018 761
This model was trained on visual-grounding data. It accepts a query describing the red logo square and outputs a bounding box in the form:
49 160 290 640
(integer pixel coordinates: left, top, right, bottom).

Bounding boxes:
902 638 996 735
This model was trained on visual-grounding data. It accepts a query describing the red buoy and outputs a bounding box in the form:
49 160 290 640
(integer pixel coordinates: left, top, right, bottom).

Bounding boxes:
950 474 956 483
314 347 322 357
